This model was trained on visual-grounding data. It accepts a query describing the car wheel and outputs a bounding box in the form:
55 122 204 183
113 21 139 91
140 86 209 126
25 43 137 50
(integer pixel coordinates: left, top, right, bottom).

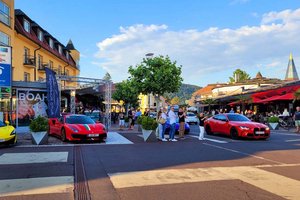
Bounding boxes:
61 129 67 142
205 125 213 135
230 128 239 139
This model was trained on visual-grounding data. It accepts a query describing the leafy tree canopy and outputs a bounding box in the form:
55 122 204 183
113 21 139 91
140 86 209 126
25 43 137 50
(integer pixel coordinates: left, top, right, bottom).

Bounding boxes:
128 55 183 96
170 96 180 105
112 80 139 106
229 69 251 83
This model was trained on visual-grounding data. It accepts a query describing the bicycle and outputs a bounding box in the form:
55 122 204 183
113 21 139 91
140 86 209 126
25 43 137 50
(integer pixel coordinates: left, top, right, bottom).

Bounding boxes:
279 116 294 130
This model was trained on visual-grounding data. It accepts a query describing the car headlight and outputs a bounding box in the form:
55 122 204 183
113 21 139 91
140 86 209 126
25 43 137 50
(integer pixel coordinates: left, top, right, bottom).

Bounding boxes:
240 126 250 130
265 127 270 131
10 129 16 135
70 127 79 133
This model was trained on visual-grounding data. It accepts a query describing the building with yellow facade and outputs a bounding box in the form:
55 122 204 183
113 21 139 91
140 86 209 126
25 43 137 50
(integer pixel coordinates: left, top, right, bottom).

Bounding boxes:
0 0 80 127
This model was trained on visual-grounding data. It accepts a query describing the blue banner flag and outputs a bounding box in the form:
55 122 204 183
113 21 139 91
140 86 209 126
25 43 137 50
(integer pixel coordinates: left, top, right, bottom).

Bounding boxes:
45 68 60 118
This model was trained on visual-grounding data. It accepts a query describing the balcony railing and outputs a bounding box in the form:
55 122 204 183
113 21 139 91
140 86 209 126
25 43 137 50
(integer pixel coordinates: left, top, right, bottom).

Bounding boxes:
38 63 49 72
23 55 35 66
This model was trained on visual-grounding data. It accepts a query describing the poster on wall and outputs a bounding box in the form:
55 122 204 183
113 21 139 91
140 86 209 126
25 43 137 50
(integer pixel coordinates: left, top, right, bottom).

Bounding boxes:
17 89 48 127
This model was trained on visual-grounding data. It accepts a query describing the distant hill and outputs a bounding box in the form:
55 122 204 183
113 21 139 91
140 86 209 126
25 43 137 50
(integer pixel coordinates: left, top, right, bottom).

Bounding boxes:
165 83 201 105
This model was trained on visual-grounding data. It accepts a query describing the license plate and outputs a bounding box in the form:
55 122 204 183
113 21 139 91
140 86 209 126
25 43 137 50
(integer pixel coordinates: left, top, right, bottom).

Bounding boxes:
87 134 99 137
256 131 265 134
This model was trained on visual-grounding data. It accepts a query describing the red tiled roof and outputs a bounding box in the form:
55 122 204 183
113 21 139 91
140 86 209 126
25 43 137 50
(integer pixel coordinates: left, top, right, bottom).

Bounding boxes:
14 12 76 68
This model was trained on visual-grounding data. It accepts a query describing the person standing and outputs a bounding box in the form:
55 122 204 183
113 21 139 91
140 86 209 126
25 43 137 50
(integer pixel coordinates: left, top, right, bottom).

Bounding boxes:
293 106 300 133
158 108 168 142
119 112 125 130
128 107 134 130
168 106 177 142
178 107 186 139
198 113 207 140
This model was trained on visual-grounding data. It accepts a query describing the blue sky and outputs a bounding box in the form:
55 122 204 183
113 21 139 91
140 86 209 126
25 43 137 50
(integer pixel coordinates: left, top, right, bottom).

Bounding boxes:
15 0 300 86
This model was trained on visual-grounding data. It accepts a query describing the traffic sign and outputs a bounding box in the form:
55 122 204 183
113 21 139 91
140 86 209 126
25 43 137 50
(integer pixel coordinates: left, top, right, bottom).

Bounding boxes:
0 86 11 98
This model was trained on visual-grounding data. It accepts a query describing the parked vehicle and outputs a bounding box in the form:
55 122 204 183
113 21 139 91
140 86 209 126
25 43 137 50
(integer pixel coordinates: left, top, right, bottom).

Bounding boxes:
185 112 199 124
0 120 16 146
204 113 270 139
165 122 190 134
48 114 107 142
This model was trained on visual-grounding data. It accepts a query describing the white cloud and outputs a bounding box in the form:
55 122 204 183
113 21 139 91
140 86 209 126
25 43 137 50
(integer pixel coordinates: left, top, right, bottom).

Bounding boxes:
94 8 300 86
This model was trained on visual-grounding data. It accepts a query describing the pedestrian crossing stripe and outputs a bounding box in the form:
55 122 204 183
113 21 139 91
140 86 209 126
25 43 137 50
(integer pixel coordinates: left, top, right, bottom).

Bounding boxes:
0 176 73 197
0 152 68 165
109 164 300 200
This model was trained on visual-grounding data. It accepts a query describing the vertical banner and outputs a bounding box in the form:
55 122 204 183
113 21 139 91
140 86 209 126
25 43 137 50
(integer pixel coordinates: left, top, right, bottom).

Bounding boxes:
45 67 60 118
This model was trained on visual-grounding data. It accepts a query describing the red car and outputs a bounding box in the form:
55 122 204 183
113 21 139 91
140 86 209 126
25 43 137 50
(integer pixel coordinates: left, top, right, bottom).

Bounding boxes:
48 114 107 142
204 113 270 139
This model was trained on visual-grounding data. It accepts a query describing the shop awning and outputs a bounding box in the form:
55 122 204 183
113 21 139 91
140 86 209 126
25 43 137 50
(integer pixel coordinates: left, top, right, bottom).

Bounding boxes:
255 93 294 103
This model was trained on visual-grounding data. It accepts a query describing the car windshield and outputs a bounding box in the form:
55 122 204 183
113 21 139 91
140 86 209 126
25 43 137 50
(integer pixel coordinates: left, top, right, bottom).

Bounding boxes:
0 121 5 127
187 113 196 117
66 115 95 124
227 114 251 122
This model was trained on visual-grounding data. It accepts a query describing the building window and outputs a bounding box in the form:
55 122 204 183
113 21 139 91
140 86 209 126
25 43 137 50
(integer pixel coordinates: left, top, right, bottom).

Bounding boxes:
37 29 43 41
0 31 9 45
23 18 30 33
49 60 53 69
38 54 43 68
58 65 62 75
24 47 30 63
58 45 62 54
38 77 44 82
24 72 30 82
0 1 10 26
49 38 53 49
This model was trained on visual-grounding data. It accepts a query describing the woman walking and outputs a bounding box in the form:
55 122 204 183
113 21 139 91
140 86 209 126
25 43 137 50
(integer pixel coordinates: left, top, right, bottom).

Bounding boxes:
158 108 168 142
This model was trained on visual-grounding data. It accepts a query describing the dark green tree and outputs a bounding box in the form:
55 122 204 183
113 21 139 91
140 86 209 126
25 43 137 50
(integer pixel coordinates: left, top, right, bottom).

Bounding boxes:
229 69 251 83
112 80 139 113
128 55 183 111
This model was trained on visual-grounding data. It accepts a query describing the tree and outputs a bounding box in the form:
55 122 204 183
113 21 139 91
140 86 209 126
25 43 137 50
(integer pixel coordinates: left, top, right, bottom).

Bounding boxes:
293 89 300 103
229 69 251 83
112 80 139 113
103 72 111 81
128 55 183 111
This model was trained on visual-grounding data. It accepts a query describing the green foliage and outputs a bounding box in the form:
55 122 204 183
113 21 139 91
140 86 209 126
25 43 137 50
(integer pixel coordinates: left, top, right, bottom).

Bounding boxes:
293 89 300 103
112 80 139 106
137 116 145 124
229 69 251 83
141 116 158 130
170 96 180 105
128 55 183 96
268 116 279 123
29 116 48 132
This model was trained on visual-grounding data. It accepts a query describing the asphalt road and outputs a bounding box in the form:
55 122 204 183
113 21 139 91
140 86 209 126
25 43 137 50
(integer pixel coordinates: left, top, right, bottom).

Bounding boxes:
0 125 300 200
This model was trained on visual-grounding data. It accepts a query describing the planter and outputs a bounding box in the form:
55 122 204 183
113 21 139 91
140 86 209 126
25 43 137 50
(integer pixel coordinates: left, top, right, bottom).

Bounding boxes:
268 123 279 130
31 131 48 145
141 129 157 142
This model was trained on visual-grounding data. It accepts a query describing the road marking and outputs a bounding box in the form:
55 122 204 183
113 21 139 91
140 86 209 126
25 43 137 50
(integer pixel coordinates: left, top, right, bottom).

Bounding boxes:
188 135 228 143
203 143 285 165
273 132 300 136
0 152 68 165
0 176 73 197
109 165 300 200
285 139 300 142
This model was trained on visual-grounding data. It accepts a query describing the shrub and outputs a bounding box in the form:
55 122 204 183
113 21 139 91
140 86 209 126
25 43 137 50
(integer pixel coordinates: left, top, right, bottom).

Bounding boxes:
141 116 158 130
137 116 145 124
29 116 48 132
268 116 279 123
124 117 129 123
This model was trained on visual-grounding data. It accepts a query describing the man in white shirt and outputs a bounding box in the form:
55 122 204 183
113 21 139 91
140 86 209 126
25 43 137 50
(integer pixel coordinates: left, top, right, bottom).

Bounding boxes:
168 106 177 141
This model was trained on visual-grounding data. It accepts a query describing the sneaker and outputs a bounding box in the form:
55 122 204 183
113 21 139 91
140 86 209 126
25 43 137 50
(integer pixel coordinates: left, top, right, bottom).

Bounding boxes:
162 138 168 142
171 139 178 142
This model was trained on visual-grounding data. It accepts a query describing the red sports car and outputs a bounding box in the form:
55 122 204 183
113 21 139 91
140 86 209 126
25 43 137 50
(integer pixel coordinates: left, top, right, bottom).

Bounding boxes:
204 113 270 139
48 114 107 142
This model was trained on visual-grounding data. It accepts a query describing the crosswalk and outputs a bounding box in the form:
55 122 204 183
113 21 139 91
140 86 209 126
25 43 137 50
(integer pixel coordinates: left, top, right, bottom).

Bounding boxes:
0 151 73 198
